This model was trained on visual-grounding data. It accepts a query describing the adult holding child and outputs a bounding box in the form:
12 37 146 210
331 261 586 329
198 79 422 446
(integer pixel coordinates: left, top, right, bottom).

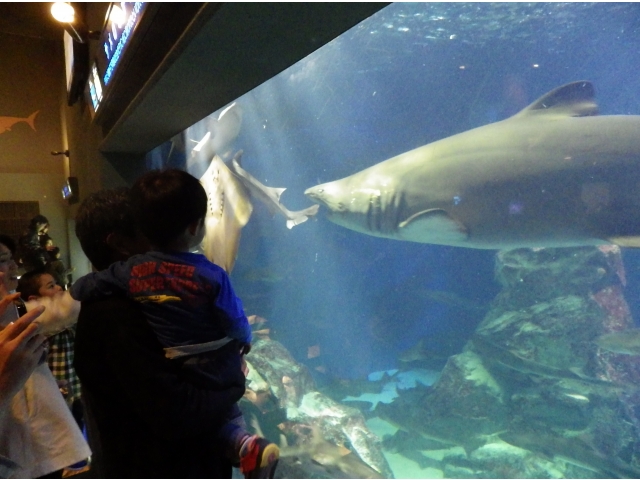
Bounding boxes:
71 172 279 478
72 187 251 478
18 215 50 272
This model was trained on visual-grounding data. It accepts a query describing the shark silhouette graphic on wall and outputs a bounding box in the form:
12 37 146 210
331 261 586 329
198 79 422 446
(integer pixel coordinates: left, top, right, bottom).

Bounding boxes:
0 111 39 135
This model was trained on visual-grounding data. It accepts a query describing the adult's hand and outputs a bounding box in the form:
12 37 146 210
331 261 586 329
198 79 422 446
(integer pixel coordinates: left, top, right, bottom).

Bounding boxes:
26 290 80 336
0 294 46 406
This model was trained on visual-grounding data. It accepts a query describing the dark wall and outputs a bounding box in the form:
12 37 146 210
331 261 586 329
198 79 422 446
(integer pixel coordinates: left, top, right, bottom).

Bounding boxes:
0 32 64 174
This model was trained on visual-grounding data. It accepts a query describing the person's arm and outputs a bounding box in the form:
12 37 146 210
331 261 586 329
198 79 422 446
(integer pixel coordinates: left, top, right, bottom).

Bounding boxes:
69 259 132 302
0 294 47 411
77 298 245 440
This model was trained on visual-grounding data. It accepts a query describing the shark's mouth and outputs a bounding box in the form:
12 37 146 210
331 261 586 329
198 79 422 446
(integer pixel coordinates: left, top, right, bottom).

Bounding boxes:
304 187 331 209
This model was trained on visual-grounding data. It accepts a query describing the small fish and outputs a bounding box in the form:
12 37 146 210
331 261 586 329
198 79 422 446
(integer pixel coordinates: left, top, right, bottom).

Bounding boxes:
0 110 38 134
563 393 590 403
308 344 321 359
595 328 640 355
398 338 447 363
253 328 270 338
229 150 320 229
247 314 268 326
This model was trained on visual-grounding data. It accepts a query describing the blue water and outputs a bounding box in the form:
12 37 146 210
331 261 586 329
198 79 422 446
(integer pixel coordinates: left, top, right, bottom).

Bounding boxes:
146 2 640 381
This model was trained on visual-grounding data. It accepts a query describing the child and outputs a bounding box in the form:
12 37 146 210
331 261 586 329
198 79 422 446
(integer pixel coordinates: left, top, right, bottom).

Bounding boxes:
69 169 279 478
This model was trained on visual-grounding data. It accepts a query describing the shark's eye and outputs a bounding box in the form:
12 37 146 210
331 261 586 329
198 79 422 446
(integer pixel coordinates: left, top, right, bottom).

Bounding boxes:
318 189 324 194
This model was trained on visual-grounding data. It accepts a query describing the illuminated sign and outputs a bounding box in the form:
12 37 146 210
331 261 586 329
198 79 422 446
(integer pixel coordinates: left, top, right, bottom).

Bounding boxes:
102 2 146 85
88 63 104 111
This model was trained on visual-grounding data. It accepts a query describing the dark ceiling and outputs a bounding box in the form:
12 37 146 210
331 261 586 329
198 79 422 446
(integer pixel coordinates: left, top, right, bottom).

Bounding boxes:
100 3 388 154
0 2 389 158
0 2 63 41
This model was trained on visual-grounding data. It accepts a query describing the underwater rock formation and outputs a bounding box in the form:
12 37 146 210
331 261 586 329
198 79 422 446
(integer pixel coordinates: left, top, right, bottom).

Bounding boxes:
375 246 640 478
245 337 394 478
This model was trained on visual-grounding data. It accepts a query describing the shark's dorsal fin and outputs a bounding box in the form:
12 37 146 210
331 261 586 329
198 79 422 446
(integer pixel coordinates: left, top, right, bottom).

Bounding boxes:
399 208 468 243
271 187 286 201
513 81 598 118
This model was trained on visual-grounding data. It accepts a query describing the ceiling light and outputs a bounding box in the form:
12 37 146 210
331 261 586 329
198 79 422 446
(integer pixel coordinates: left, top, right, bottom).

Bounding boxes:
109 4 126 27
51 2 75 23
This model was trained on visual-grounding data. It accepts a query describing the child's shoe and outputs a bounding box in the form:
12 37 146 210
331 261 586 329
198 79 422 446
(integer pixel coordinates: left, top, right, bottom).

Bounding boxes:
239 435 279 479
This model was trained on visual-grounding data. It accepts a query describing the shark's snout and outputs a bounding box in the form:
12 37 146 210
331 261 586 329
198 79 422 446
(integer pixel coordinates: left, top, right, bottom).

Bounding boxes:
305 181 354 215
304 185 329 207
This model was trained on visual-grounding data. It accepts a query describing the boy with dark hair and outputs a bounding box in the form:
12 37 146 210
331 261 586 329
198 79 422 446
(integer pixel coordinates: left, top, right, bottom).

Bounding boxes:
70 170 279 478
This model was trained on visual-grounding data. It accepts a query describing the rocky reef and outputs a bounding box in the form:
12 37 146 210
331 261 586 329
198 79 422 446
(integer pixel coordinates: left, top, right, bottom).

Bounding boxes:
375 246 640 478
243 334 393 478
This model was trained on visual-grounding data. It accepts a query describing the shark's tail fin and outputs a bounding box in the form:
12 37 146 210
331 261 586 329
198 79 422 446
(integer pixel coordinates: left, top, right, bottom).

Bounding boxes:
286 204 320 229
26 111 39 131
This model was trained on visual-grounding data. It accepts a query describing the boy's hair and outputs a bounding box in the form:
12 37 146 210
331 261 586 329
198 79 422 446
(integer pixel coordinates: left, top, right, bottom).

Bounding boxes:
130 169 207 248
75 188 137 271
29 215 49 229
17 267 49 300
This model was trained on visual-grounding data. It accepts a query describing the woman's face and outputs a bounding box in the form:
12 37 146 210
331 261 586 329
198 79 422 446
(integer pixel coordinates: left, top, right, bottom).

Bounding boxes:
0 243 19 293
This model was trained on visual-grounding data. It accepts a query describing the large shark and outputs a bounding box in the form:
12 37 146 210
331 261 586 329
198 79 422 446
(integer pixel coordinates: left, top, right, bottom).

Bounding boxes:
305 81 640 249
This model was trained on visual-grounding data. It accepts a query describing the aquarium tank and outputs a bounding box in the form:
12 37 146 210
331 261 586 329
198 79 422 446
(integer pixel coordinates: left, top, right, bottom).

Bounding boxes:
145 3 640 478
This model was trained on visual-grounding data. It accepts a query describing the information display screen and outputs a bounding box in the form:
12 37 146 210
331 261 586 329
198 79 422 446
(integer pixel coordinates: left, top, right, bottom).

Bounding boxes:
88 2 147 113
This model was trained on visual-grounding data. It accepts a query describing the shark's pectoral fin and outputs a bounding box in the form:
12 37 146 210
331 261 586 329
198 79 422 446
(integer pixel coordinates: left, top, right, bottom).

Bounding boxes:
398 209 468 243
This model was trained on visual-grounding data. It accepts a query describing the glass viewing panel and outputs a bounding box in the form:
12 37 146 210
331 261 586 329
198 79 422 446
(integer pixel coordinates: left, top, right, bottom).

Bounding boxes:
146 3 640 478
